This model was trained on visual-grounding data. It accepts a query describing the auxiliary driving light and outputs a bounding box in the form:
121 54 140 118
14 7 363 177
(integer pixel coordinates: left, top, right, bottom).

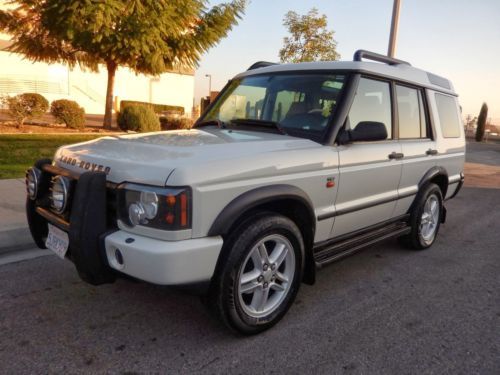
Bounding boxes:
26 167 41 200
50 175 70 214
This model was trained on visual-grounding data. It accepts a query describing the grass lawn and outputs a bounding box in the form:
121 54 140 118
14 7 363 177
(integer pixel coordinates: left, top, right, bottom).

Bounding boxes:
0 134 103 179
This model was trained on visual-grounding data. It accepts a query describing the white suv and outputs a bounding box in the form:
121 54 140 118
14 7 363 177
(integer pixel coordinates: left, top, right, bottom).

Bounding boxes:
25 50 465 334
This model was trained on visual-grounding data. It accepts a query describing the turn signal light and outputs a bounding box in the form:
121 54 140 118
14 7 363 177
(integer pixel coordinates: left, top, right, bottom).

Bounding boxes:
166 195 176 206
180 192 187 227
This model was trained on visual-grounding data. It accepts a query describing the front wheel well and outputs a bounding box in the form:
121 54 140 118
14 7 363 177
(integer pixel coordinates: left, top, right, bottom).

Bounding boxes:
218 198 316 285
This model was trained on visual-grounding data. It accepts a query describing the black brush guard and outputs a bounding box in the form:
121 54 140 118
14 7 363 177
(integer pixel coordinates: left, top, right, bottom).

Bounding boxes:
26 159 116 285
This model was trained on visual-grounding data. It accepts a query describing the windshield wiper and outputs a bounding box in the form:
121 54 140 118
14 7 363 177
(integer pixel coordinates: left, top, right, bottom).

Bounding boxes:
229 118 287 135
194 119 227 129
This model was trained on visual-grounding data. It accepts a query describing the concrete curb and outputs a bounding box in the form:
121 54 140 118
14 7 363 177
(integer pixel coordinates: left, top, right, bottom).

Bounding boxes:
0 227 35 255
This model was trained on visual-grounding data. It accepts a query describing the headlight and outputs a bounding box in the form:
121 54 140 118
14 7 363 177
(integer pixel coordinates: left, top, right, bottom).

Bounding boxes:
50 175 70 214
118 183 191 230
26 167 41 199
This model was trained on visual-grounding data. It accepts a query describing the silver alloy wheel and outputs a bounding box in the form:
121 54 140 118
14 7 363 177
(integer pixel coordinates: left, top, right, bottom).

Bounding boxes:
420 194 439 243
237 234 295 318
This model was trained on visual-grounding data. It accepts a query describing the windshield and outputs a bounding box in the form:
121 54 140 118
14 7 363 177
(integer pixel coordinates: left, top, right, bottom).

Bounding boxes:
200 73 347 142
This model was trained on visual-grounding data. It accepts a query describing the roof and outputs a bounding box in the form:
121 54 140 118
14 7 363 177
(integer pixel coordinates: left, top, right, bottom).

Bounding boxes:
236 60 456 96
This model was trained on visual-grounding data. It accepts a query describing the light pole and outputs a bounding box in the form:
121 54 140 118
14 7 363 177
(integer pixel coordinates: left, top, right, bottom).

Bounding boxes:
388 0 402 57
205 74 212 97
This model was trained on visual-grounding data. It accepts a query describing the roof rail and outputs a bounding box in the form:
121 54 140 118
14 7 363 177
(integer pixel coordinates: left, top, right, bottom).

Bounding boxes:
247 61 278 71
353 49 411 66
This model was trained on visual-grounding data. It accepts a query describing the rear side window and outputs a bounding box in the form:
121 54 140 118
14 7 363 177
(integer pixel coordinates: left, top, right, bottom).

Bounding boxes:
348 78 392 139
435 93 461 138
396 85 428 138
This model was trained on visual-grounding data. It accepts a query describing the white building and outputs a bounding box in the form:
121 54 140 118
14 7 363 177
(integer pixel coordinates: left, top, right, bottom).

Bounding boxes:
0 10 194 117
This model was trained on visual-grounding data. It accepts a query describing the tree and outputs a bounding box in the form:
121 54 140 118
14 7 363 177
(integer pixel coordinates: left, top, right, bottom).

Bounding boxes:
279 8 340 63
0 1 246 129
476 102 488 142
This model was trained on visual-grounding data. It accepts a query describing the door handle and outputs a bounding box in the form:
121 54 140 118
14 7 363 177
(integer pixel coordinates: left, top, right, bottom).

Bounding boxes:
388 152 404 160
426 149 438 156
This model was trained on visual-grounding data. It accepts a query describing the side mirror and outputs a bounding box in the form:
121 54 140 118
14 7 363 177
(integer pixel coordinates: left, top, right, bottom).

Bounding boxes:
338 121 388 144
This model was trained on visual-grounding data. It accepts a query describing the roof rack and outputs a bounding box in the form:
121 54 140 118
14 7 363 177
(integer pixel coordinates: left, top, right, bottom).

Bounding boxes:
353 49 411 66
247 61 278 71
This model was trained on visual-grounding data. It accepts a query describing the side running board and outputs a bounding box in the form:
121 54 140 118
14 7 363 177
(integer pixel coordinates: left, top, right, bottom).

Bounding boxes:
313 216 411 267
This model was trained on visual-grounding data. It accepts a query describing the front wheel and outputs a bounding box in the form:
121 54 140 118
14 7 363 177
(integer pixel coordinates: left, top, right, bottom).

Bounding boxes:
208 213 304 335
400 183 443 250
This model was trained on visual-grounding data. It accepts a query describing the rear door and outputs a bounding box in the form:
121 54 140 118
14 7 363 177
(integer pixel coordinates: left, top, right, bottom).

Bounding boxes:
393 84 437 216
331 77 403 237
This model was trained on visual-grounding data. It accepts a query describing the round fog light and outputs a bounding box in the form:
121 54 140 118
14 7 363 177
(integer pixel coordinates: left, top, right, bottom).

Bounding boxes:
50 175 70 213
26 167 41 199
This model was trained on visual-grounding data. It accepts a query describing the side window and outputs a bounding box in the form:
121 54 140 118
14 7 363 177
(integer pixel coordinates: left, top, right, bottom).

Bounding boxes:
348 78 392 139
435 93 461 138
396 85 428 138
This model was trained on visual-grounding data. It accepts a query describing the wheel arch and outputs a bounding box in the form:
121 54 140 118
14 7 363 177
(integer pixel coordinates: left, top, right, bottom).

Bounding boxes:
207 184 317 285
418 166 449 198
410 166 448 223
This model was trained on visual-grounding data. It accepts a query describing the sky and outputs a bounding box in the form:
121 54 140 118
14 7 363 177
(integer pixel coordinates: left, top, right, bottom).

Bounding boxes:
194 0 500 120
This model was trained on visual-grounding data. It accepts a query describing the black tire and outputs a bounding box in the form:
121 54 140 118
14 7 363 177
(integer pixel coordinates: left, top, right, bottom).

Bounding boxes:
208 213 304 335
399 183 443 250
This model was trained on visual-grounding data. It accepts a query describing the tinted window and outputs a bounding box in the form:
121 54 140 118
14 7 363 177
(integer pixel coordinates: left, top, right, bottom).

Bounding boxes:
396 85 428 138
272 90 304 122
348 78 392 139
435 93 461 138
203 74 346 142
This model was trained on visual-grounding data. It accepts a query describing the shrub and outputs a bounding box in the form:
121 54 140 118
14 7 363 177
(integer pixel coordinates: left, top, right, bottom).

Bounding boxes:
120 100 184 116
118 105 160 132
1 93 49 128
50 99 86 129
160 116 193 131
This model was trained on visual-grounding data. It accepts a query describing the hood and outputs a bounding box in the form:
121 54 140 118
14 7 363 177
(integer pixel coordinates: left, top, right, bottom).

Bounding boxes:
54 129 321 185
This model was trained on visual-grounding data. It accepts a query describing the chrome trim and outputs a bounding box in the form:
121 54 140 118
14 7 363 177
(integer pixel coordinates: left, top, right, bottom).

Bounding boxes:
26 167 41 200
448 174 462 184
50 175 70 214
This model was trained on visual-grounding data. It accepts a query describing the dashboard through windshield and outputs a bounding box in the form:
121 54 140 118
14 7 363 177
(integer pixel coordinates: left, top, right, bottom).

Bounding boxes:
200 73 347 142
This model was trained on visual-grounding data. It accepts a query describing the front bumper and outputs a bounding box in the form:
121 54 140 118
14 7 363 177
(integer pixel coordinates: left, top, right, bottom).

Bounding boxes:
104 230 223 285
27 160 222 287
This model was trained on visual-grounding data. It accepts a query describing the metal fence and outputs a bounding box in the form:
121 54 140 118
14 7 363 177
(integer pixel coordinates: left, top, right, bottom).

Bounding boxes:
0 76 68 95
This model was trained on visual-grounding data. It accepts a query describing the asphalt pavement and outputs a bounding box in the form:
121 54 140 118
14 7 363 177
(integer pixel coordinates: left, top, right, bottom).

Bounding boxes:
0 142 499 374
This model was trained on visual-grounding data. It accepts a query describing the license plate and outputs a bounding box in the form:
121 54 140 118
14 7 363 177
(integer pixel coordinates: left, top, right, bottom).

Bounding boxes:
46 224 69 259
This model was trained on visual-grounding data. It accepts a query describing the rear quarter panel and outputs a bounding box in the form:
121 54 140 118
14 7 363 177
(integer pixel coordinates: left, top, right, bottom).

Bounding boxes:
427 90 466 198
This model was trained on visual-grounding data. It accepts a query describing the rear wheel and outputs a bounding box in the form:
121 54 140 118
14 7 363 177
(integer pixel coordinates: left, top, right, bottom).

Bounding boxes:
400 183 443 250
208 213 303 335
